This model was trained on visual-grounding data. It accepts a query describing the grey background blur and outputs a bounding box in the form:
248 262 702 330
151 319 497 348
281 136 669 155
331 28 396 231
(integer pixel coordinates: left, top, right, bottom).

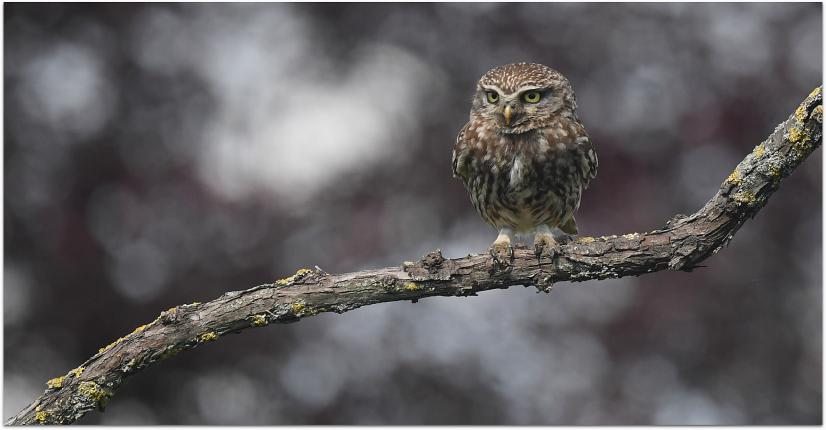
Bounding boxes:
4 2 822 425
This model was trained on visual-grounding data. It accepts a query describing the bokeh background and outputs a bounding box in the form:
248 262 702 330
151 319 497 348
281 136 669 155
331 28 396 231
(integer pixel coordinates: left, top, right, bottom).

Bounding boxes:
4 3 822 425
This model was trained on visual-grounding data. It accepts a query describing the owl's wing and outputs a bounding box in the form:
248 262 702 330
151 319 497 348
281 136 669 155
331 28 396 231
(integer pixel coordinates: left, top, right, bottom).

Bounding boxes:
577 135 598 188
570 122 598 188
559 216 579 235
451 122 473 184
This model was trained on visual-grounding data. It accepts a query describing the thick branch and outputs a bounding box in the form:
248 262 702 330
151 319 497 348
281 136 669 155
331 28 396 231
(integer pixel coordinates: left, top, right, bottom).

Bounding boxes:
8 87 822 425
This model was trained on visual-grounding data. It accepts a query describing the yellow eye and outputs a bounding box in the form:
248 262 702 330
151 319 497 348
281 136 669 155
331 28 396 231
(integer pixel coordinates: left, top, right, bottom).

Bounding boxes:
485 91 499 103
523 91 541 103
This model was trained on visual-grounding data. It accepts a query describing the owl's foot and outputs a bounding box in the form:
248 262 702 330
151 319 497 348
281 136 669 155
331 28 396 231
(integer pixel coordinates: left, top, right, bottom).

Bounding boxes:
490 240 514 268
489 229 514 269
534 232 558 262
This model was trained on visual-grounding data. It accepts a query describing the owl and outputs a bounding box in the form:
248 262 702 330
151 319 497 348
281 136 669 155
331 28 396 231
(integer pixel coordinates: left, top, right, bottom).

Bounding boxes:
452 63 598 265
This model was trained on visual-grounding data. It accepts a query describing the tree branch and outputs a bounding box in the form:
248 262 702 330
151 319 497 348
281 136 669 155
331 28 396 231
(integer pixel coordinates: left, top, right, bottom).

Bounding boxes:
8 87 822 425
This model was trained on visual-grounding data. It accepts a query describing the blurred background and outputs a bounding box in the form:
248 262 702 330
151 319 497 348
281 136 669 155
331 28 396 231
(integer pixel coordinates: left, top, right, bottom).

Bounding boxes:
4 3 822 424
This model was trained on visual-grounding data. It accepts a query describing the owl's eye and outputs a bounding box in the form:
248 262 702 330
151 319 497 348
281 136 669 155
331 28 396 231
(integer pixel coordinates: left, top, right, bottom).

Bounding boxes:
523 91 542 103
485 91 499 104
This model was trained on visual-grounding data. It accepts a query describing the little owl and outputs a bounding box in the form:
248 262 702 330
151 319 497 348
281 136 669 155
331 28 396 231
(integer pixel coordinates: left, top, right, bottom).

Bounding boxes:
452 63 598 265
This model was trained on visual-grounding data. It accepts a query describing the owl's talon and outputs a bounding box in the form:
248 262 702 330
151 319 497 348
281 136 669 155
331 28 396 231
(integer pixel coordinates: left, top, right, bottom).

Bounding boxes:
489 241 514 268
534 233 558 263
534 243 556 262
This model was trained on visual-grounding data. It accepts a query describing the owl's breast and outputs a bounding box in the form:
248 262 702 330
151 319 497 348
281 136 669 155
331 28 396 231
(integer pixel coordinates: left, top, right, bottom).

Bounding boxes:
453 117 593 231
504 132 554 192
497 130 585 229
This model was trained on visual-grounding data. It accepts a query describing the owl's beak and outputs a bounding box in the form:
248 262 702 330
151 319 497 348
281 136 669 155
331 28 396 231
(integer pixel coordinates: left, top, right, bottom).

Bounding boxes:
503 105 513 127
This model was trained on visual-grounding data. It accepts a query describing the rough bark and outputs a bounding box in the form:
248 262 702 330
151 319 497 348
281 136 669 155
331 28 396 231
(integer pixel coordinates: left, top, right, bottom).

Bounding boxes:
7 87 822 425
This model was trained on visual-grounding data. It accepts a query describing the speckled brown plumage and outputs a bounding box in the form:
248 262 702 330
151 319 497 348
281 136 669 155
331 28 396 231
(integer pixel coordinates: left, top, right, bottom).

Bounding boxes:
452 63 597 264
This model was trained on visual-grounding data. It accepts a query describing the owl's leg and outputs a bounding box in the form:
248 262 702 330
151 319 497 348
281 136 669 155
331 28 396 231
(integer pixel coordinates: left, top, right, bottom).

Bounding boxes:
534 224 559 261
490 227 515 267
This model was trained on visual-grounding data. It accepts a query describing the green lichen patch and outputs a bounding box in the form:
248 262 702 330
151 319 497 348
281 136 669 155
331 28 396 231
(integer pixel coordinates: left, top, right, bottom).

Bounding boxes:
767 162 782 178
752 143 765 158
97 320 156 354
290 301 306 316
132 324 149 334
788 126 808 143
576 236 596 244
198 332 218 343
160 305 178 316
77 381 111 406
69 366 85 378
725 169 742 185
403 282 421 292
47 376 66 389
733 191 757 206
795 104 808 123
276 268 313 286
787 124 815 161
35 410 50 424
250 314 268 327
98 341 118 354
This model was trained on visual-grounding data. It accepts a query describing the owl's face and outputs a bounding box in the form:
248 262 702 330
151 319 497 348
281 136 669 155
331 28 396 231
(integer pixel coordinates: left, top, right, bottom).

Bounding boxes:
470 63 577 134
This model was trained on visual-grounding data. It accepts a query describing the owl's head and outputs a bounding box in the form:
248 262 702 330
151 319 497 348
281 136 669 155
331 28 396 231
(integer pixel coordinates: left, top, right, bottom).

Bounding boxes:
471 63 578 134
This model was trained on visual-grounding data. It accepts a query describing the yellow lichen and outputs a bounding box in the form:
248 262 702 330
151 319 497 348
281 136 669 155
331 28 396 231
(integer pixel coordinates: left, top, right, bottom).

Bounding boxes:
251 314 268 327
78 381 111 404
98 339 121 354
98 336 127 354
768 163 781 177
809 86 821 99
35 410 49 423
795 104 808 123
726 169 742 185
403 282 421 292
290 302 306 315
131 324 149 335
576 236 596 244
752 143 765 158
788 127 807 143
97 319 156 354
733 191 757 205
47 376 65 389
198 332 218 342
46 365 85 390
276 268 313 286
